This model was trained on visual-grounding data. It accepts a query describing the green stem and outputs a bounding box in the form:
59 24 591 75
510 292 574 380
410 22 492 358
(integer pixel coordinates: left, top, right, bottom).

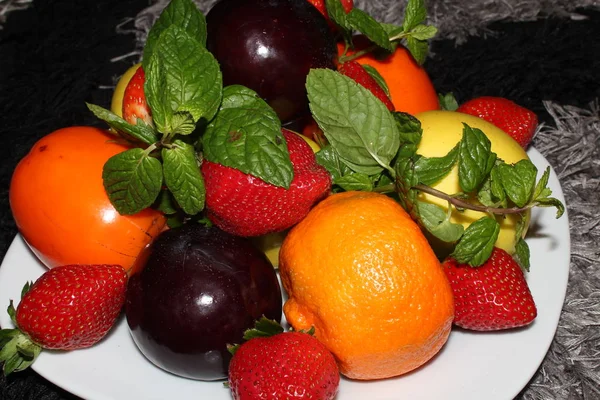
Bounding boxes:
338 44 379 63
413 184 530 215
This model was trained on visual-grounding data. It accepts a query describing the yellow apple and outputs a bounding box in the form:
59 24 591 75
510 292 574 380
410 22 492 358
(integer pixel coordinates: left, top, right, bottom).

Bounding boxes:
414 110 530 255
110 63 141 117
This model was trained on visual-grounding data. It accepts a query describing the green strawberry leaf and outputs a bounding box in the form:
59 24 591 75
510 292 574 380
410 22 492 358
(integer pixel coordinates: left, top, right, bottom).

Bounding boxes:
402 0 427 32
417 201 464 242
346 9 393 52
458 124 496 193
102 148 163 215
162 140 205 215
514 238 531 272
143 0 207 67
438 93 459 111
145 25 222 135
414 143 459 186
336 173 374 191
315 145 353 181
86 103 159 145
496 160 537 208
361 64 391 96
243 316 284 340
307 69 400 176
451 217 500 267
202 85 292 188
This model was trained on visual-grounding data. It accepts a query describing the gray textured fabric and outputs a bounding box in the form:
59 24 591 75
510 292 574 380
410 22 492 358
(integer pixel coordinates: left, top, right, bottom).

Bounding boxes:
0 0 32 28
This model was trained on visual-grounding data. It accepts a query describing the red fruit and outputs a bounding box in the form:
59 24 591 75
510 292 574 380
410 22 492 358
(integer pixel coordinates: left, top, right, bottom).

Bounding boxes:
0 264 127 375
202 129 331 237
228 331 340 400
338 61 395 111
457 96 538 148
442 247 537 331
307 0 353 28
122 65 153 126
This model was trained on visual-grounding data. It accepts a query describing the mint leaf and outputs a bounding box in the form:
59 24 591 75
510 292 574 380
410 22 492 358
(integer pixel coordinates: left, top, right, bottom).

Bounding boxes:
143 0 207 67
489 164 508 207
145 25 222 134
86 103 158 145
361 64 391 96
414 143 458 186
346 9 393 52
409 24 437 41
438 93 458 111
417 201 464 242
394 112 422 157
532 166 552 200
405 36 429 65
402 0 427 32
162 140 205 215
315 145 352 181
451 217 500 266
203 85 292 188
325 0 350 31
458 124 495 193
156 190 179 215
307 69 399 176
336 173 373 191
103 148 163 215
535 197 565 218
496 160 537 208
514 238 531 271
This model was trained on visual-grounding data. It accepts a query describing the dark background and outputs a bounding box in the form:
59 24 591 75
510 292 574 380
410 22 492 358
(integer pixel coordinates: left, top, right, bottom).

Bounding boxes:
0 0 598 398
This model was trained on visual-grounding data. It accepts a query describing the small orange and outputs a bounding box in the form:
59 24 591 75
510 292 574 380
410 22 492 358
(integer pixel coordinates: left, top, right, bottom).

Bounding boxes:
9 126 166 273
337 36 440 115
279 191 454 380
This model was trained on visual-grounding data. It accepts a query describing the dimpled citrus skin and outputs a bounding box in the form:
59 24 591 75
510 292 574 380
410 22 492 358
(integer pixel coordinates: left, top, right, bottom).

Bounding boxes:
415 110 530 254
279 191 454 380
202 129 331 237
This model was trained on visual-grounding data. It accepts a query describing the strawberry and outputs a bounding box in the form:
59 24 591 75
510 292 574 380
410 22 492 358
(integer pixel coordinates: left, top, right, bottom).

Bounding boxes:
307 0 353 29
122 65 153 126
0 264 127 375
457 96 538 148
201 129 331 237
338 61 395 111
442 247 537 331
228 321 339 400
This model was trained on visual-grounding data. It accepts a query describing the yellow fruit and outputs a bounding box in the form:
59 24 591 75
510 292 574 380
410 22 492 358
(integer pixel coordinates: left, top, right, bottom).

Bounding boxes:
414 110 530 255
279 191 454 380
110 63 141 117
297 132 321 153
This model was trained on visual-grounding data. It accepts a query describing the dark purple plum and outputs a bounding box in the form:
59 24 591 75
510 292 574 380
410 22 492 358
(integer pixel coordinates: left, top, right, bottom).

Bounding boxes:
125 223 282 381
206 0 337 123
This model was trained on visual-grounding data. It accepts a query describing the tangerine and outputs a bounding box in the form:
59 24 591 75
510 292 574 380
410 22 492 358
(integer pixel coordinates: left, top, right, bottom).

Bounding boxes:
337 36 440 115
279 191 454 380
9 126 166 273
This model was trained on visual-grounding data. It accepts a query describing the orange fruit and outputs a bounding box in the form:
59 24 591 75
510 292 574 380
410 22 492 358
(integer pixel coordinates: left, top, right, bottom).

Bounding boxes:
337 36 440 115
10 126 166 273
279 191 454 380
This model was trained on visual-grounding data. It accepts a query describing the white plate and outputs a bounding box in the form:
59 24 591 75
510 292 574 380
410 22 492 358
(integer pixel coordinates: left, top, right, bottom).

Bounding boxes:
0 148 570 400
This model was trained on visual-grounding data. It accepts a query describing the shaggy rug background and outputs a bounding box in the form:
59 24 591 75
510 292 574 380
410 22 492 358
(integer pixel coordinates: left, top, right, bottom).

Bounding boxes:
0 0 598 399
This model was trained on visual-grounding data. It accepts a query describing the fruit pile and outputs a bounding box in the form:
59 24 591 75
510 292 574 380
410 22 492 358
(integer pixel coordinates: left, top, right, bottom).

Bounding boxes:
1 0 565 398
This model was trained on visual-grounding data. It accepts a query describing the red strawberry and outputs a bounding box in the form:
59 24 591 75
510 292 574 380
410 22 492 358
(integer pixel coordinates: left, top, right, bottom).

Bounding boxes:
457 96 538 148
0 264 127 375
338 61 395 111
307 0 353 29
229 330 340 400
442 247 537 331
122 65 153 126
201 129 331 237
